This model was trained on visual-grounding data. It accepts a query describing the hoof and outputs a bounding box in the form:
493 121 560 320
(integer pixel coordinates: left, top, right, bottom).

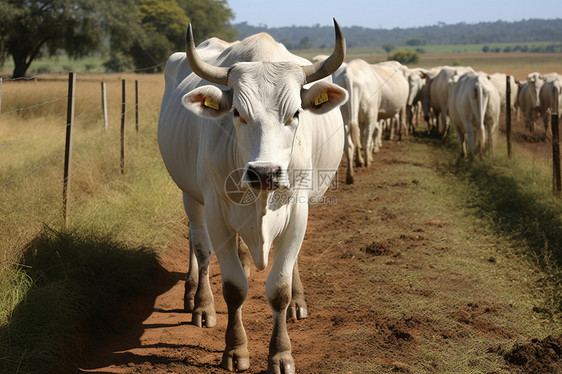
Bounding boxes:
268 352 295 374
192 307 216 328
346 174 354 185
287 302 307 320
221 346 250 372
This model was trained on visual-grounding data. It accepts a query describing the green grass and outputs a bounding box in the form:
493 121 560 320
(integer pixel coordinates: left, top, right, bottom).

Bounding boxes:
0 73 187 373
0 229 160 374
419 128 562 312
314 128 561 373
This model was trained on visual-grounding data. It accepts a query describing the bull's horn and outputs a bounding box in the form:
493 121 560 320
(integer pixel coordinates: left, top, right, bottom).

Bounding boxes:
301 18 346 84
185 24 229 86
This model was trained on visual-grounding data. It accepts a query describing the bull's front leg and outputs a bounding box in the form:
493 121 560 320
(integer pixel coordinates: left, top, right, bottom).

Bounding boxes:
184 237 198 311
183 194 216 327
267 208 308 374
206 202 250 372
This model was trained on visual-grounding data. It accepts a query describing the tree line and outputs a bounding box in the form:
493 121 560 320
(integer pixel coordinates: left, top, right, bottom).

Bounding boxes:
0 0 235 78
234 18 562 49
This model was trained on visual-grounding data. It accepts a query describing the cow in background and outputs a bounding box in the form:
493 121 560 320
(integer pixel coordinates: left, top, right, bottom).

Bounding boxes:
539 73 562 137
489 72 518 113
335 59 408 183
517 72 545 133
448 72 501 158
429 65 475 138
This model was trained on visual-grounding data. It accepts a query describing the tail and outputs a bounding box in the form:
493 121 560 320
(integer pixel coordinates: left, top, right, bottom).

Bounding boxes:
476 82 488 157
344 73 361 151
554 80 561 116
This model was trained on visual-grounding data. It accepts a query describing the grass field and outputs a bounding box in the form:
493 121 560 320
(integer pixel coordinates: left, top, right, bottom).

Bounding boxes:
0 51 561 373
297 49 562 80
0 73 189 372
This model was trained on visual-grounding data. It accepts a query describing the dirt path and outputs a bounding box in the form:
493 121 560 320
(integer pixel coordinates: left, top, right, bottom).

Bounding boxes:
79 133 560 374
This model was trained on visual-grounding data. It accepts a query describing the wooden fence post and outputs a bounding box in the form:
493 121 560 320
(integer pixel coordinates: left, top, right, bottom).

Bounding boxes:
135 80 139 133
101 81 108 130
553 112 561 197
506 75 512 158
121 79 126 174
62 72 76 225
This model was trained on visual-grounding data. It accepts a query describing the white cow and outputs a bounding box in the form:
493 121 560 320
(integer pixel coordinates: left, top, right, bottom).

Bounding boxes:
158 21 348 373
448 72 501 158
335 59 408 183
539 73 562 137
489 72 518 112
429 65 475 138
419 67 442 134
517 72 545 133
405 67 429 133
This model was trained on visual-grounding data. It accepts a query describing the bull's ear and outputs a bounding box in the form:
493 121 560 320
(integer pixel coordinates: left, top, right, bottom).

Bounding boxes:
182 85 232 118
301 81 348 114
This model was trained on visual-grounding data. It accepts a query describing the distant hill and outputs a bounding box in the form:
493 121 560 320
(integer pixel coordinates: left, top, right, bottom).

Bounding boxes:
233 18 562 49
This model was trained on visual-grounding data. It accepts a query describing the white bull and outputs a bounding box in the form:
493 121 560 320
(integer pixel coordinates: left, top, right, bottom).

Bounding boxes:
517 72 545 133
539 73 562 136
488 72 518 112
420 67 441 133
158 20 348 373
405 67 429 133
429 65 475 138
335 59 408 184
448 72 501 158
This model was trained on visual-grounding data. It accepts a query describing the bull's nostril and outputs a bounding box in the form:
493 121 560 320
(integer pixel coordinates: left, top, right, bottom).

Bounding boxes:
244 165 284 190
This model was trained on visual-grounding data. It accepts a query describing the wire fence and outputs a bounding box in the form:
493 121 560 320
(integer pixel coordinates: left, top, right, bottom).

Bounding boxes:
1 72 147 264
1 66 560 267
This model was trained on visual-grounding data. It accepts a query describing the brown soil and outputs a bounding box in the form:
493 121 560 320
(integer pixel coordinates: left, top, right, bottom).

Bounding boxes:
78 115 560 374
503 336 562 374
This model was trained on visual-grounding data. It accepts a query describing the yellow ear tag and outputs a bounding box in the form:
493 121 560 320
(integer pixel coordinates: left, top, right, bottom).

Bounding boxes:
314 91 329 106
204 96 220 110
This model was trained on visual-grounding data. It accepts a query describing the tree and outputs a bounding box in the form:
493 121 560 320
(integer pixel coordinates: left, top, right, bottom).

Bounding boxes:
388 50 419 65
406 38 427 46
176 0 236 43
121 0 236 71
126 0 190 72
382 44 395 55
0 0 141 78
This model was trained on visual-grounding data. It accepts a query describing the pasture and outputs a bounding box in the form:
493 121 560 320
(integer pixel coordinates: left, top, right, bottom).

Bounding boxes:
0 51 561 373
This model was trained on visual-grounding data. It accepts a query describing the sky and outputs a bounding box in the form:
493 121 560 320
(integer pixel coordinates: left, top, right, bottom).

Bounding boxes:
227 0 561 29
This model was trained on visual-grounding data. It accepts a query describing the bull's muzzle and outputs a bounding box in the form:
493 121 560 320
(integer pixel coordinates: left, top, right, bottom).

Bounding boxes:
241 162 289 191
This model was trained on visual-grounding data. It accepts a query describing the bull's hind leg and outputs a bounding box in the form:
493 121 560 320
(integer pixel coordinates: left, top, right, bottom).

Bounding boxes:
183 193 216 327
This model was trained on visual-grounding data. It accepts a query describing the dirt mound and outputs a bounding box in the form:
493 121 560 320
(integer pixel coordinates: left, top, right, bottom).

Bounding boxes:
504 335 562 374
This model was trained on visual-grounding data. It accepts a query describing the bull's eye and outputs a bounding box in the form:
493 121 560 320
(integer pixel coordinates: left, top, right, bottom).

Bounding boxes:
233 108 247 124
286 110 300 126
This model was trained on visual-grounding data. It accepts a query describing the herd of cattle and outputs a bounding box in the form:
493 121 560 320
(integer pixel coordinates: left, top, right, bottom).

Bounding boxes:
320 57 562 184
157 20 561 373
